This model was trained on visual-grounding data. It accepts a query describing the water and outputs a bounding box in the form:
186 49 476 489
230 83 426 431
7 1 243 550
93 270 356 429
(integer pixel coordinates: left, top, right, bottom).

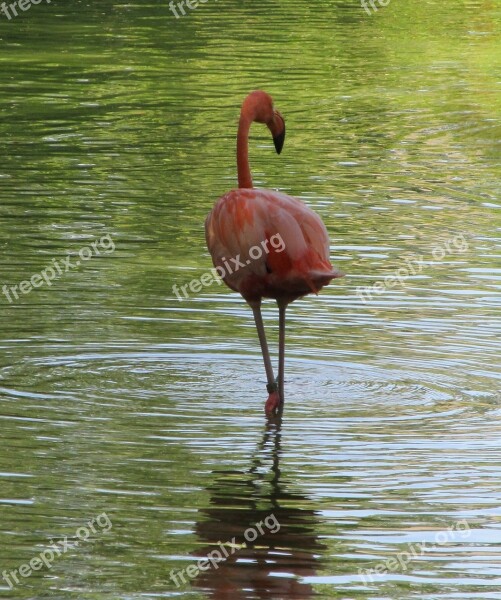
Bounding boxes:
0 1 500 598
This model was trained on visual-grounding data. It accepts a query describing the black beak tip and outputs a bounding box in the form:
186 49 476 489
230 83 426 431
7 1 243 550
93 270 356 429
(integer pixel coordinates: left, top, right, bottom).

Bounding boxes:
273 126 286 155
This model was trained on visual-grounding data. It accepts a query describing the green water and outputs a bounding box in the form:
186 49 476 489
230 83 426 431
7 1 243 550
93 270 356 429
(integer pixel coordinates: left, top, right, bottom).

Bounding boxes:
0 1 500 599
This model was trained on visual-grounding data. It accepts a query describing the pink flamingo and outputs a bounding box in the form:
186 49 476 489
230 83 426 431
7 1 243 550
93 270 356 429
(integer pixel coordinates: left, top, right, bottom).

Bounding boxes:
206 91 343 416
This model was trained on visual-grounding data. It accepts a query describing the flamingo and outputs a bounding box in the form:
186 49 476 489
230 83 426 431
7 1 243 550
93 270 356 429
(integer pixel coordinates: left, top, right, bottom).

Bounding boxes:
205 91 343 417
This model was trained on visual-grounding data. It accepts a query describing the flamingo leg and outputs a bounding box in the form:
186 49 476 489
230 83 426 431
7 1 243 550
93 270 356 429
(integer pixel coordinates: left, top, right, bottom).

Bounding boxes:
251 302 275 386
277 301 287 411
251 302 280 416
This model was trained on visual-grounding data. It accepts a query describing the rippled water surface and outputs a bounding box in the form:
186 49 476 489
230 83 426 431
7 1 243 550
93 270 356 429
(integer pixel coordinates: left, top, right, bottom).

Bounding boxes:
0 1 500 599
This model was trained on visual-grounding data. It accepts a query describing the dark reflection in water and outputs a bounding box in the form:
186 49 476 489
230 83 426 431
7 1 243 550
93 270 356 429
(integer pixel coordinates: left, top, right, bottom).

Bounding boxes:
192 422 326 599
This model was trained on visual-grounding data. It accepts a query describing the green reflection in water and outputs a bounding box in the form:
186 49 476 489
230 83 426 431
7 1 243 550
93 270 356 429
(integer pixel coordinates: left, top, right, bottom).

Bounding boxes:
0 0 499 598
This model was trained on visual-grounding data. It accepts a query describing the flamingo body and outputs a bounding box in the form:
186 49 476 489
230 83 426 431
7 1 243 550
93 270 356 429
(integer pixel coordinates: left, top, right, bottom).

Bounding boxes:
206 188 342 304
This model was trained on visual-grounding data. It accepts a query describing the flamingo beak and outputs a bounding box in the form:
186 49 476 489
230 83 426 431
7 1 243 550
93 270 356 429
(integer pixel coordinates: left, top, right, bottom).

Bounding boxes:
269 111 285 154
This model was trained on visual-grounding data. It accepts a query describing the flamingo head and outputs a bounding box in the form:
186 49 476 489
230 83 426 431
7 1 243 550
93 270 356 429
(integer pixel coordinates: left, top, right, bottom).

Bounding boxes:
241 90 286 154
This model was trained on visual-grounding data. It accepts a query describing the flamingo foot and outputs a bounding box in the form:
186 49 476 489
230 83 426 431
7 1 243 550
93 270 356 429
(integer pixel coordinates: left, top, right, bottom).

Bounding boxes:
264 388 280 417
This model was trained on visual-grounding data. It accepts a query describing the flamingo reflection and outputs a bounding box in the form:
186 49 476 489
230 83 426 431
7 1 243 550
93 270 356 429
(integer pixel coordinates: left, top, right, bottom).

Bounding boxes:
192 422 326 599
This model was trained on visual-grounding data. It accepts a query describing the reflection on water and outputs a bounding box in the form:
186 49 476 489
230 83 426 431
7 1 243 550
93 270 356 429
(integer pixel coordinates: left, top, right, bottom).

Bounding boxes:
0 0 500 598
193 423 325 599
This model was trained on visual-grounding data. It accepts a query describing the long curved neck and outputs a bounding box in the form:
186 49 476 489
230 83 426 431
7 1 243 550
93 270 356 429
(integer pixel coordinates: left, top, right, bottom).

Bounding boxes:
237 114 253 189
